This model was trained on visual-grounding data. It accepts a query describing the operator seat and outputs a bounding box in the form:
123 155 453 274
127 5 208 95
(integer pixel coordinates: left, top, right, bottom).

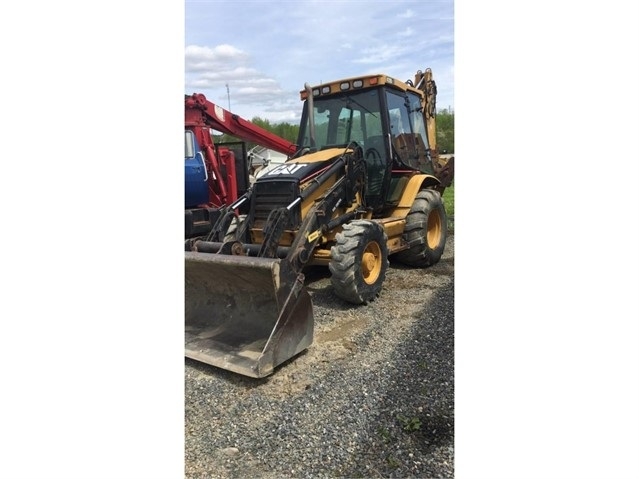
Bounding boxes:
364 135 386 196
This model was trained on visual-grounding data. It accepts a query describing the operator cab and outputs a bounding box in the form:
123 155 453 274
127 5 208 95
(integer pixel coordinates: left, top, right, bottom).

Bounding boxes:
296 76 435 210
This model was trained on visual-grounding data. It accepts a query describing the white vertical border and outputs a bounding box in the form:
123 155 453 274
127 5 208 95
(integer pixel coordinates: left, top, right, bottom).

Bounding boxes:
0 1 185 478
455 1 639 478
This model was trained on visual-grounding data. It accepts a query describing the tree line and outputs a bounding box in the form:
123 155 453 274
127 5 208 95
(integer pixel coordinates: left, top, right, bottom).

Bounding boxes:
436 109 454 153
214 109 454 153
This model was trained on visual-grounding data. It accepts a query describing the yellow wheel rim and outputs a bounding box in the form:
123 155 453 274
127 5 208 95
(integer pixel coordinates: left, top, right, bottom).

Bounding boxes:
362 241 382 285
426 210 442 249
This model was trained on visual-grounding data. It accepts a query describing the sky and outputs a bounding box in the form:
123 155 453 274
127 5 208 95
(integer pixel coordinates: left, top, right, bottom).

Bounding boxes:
185 0 454 125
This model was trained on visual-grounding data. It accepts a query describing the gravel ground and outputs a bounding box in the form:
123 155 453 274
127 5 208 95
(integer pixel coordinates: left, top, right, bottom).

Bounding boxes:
185 232 454 478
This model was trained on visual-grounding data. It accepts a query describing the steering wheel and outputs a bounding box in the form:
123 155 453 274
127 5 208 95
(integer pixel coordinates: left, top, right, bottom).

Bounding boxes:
365 148 382 162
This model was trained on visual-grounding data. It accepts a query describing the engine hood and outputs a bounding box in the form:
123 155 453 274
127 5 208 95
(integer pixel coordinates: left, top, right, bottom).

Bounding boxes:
255 147 348 183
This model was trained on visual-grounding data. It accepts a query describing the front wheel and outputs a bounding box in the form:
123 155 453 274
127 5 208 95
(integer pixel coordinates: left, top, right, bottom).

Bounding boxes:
395 189 447 267
329 220 389 304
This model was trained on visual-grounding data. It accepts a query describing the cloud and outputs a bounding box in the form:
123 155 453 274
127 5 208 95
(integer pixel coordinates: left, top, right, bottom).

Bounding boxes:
186 44 273 89
398 9 415 19
354 44 408 65
184 44 249 71
185 42 299 122
399 27 414 37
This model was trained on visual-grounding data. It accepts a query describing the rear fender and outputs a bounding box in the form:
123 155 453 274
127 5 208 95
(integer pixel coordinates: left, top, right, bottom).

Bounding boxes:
389 174 440 218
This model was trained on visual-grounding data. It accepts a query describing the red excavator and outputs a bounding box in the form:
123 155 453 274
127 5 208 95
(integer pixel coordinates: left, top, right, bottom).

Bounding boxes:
184 93 297 238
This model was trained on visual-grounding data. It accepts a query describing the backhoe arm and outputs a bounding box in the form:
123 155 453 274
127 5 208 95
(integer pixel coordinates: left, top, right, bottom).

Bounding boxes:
411 69 454 191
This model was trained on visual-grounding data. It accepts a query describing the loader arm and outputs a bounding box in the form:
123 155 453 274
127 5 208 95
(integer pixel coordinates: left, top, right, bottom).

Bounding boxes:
191 147 367 270
258 147 366 266
284 148 367 273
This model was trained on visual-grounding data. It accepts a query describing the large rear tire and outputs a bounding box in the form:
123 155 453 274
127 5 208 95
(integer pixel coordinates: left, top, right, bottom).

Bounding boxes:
395 189 447 267
329 220 389 304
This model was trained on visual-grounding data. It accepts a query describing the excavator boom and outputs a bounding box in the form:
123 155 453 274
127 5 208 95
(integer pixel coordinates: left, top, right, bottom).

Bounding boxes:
185 93 297 157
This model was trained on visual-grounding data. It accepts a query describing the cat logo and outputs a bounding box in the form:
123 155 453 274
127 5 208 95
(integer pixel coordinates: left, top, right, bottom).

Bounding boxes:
266 164 307 176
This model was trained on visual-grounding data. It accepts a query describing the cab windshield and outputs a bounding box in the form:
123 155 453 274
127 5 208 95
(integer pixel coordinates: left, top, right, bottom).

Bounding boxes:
298 87 433 175
299 90 383 151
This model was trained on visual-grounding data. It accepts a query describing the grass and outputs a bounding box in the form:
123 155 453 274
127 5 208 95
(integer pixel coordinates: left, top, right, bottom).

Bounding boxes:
442 183 454 232
397 414 422 432
377 427 392 443
442 183 454 217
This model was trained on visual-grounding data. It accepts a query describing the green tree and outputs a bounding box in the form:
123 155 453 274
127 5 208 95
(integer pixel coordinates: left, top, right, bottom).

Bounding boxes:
212 117 299 150
436 109 454 153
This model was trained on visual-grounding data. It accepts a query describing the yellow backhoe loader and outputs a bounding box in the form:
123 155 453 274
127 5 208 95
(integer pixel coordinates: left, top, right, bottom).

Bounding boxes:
185 68 455 378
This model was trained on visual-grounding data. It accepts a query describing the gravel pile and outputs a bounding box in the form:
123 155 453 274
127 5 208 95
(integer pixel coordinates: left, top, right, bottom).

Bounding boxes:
185 234 454 478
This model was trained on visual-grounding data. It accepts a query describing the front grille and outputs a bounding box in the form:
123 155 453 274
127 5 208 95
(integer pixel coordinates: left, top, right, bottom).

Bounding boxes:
250 179 301 229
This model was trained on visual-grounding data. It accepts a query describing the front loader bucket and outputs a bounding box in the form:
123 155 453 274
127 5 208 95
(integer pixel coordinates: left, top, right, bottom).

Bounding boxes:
185 252 314 378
